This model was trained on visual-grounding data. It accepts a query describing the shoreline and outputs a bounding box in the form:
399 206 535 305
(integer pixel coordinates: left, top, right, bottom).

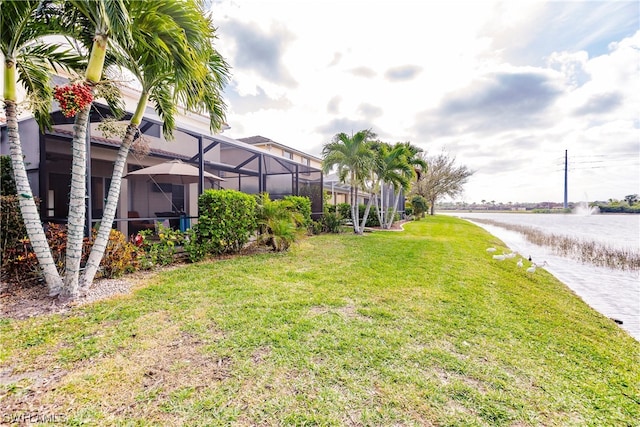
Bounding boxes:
455 216 640 341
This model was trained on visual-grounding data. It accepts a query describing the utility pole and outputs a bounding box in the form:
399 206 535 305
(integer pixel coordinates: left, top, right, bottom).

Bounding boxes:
563 149 568 209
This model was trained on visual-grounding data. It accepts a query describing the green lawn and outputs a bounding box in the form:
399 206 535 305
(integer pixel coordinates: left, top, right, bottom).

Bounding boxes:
1 216 638 426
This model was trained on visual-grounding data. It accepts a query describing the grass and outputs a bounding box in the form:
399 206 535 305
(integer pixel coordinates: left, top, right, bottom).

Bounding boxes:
1 216 639 426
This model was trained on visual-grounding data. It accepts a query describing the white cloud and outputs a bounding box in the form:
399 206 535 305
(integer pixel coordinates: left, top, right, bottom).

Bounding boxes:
211 0 640 202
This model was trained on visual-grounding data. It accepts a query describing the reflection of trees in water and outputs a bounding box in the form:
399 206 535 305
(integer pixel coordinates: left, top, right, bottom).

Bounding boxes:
473 218 640 271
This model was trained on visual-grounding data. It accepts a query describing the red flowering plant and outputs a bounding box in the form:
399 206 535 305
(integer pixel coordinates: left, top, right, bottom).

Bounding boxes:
53 83 93 117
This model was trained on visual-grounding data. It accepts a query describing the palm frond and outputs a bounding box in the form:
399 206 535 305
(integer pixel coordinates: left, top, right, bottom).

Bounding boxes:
21 43 86 75
15 56 53 130
149 85 176 140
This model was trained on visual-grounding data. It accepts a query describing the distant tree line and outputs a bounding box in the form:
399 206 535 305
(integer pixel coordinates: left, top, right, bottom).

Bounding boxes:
594 195 640 213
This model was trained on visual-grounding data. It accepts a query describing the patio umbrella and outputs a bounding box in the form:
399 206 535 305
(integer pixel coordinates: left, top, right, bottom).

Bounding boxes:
125 159 225 185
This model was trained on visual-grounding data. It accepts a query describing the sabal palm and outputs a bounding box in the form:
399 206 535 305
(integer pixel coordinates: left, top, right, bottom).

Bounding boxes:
81 0 230 287
322 130 375 234
1 0 86 295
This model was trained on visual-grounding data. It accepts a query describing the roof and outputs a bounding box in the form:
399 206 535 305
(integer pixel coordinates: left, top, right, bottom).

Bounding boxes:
238 135 322 162
238 135 273 145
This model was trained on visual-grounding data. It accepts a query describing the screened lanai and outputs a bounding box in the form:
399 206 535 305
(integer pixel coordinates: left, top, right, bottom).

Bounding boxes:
1 101 323 237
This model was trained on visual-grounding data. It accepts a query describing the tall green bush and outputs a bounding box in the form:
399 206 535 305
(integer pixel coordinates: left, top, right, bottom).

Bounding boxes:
336 203 351 219
283 195 312 228
1 155 17 196
411 195 428 217
358 203 379 227
192 189 257 256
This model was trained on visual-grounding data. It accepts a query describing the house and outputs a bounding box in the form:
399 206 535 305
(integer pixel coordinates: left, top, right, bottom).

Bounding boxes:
1 85 324 236
238 135 322 170
239 135 376 209
324 172 356 206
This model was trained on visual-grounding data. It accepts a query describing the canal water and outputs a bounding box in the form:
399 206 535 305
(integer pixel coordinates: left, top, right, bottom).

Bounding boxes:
443 212 640 341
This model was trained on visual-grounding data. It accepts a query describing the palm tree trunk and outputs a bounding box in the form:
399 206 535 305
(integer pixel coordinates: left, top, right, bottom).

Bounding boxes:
63 32 109 298
82 90 149 287
359 193 374 232
385 185 401 229
352 185 361 234
349 172 359 234
81 124 137 287
373 194 383 226
4 101 63 295
62 104 91 298
381 182 386 226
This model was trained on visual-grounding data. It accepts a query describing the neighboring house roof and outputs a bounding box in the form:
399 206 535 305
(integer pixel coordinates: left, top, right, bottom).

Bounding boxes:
238 135 322 162
324 173 353 192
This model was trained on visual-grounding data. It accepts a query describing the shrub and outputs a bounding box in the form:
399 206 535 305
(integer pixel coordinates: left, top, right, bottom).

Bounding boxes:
261 217 297 251
95 229 138 278
193 189 257 255
2 222 71 284
135 225 185 269
283 195 312 228
321 210 343 233
1 195 29 267
183 228 207 263
255 193 302 252
410 195 428 217
357 204 379 227
2 222 139 284
336 203 351 219
310 220 324 235
1 155 17 196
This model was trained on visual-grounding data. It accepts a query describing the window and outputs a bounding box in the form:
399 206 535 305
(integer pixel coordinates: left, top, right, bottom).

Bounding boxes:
302 157 310 166
282 150 293 159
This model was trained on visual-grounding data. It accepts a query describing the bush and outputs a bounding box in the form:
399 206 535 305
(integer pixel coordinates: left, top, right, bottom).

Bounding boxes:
283 195 312 228
1 155 17 196
410 195 428 217
336 203 351 219
93 229 138 278
193 189 257 255
310 220 324 235
255 193 302 252
357 204 379 227
134 225 185 269
2 221 139 284
321 210 344 233
1 195 29 268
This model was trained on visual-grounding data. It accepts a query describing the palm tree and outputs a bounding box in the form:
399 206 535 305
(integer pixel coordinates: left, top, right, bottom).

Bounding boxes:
386 142 426 228
370 142 416 229
322 130 376 234
1 0 86 296
56 0 131 297
81 0 230 287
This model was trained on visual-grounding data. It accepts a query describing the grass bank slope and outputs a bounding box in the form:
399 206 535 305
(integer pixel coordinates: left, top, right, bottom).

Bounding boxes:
1 216 638 426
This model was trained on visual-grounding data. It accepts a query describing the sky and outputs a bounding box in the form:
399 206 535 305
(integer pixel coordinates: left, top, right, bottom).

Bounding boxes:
208 0 640 203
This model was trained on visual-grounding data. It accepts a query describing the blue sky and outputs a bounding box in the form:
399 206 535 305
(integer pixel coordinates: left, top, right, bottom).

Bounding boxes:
210 0 639 203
